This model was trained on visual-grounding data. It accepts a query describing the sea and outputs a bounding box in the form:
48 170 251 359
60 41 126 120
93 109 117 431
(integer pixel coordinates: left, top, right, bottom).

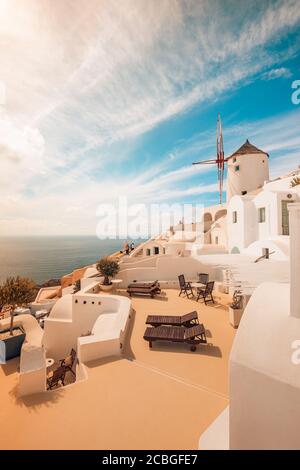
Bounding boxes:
0 237 145 284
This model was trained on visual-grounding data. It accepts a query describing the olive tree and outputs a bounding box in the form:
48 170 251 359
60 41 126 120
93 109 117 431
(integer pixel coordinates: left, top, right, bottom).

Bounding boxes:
0 276 36 335
96 257 120 285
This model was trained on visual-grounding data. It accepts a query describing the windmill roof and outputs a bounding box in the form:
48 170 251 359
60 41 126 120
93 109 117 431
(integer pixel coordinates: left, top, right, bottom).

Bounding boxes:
228 139 269 159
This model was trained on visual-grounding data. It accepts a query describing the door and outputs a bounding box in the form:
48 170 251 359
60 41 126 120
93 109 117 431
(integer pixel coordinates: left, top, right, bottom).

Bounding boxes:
282 200 293 235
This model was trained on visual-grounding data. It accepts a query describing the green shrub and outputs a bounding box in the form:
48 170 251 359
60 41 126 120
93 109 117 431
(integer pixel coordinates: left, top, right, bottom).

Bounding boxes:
96 257 119 285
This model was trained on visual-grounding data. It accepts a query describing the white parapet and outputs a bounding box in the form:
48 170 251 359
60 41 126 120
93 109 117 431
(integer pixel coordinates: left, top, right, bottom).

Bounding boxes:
288 203 300 319
0 314 47 396
43 283 132 364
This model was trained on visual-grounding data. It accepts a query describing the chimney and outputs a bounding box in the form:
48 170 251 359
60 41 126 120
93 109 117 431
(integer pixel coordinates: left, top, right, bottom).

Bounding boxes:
288 203 300 318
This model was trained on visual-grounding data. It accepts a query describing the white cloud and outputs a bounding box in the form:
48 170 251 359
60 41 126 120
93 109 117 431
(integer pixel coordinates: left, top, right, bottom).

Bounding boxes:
262 67 292 80
1 0 300 235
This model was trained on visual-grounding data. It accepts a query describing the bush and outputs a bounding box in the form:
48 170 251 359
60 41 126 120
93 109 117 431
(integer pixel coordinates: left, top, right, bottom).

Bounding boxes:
96 257 119 285
0 276 36 335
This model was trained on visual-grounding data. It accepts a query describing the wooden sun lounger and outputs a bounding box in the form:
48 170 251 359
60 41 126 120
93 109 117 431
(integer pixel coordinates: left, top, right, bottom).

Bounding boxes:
146 311 199 327
128 281 161 293
127 285 158 298
143 324 207 351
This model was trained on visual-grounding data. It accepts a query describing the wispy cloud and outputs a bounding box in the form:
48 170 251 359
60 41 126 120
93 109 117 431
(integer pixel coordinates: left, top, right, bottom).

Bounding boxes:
262 67 292 80
1 0 300 234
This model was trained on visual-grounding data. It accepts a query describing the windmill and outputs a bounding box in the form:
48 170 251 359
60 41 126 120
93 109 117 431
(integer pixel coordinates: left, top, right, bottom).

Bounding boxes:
193 113 226 205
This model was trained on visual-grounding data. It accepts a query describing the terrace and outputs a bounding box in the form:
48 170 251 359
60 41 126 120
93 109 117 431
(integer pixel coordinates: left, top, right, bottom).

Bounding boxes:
0 289 235 450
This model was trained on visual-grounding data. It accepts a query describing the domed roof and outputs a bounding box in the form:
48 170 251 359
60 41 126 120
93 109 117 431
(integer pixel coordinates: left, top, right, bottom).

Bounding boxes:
228 139 269 160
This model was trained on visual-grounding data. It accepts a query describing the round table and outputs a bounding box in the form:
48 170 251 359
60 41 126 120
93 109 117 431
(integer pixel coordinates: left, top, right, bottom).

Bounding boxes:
191 282 206 289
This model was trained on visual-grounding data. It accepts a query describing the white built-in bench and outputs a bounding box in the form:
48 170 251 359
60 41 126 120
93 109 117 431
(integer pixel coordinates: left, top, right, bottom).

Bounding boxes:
77 296 131 363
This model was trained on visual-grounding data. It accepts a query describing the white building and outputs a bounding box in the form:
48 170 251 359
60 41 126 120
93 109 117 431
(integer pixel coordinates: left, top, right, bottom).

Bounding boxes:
227 171 300 258
199 203 300 450
125 139 300 265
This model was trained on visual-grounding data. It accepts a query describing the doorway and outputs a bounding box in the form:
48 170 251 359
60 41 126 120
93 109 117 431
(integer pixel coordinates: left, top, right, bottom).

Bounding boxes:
281 200 293 235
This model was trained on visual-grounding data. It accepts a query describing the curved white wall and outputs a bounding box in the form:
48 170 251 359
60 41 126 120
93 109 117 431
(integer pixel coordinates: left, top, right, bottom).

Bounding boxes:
43 285 131 361
229 282 300 449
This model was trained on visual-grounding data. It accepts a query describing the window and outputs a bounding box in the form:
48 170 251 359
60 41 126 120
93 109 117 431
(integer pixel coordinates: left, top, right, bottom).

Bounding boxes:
232 211 237 223
154 246 159 255
215 236 219 245
146 248 151 256
234 165 240 172
233 157 237 163
258 207 266 223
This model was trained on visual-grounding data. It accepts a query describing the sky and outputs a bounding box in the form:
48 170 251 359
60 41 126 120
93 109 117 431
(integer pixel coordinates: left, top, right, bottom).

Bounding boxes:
0 0 300 236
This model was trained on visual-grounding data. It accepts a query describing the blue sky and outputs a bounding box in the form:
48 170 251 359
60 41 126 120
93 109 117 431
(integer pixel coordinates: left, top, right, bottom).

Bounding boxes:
0 0 300 235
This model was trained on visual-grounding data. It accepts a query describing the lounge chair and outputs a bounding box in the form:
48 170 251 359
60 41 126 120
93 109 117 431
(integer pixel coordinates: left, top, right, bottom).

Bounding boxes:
47 366 66 390
143 324 207 351
60 348 76 376
196 281 215 304
146 311 199 327
127 283 159 298
178 274 193 298
198 273 209 285
130 280 161 293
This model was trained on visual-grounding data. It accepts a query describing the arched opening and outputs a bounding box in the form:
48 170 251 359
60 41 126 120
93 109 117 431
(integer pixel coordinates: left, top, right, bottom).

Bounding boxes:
203 212 213 244
231 246 240 254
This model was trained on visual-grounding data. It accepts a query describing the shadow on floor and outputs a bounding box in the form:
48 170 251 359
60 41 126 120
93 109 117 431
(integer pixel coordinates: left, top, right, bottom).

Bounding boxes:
1 357 20 376
143 341 222 357
204 328 212 338
9 382 65 411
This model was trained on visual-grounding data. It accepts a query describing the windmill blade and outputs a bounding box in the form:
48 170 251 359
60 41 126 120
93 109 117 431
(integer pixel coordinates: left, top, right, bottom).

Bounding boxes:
192 159 217 165
191 113 226 205
216 113 225 204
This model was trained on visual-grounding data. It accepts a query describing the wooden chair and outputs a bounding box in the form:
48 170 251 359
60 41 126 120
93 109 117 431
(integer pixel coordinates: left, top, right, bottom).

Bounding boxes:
196 281 215 304
178 274 193 298
47 366 66 390
198 273 209 285
60 348 76 376
146 311 199 327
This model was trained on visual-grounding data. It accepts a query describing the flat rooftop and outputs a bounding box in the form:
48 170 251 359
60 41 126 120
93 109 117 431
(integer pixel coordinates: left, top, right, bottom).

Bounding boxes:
0 289 235 450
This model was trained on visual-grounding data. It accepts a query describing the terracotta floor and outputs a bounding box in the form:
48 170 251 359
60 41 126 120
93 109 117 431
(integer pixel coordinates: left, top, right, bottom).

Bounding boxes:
0 289 235 449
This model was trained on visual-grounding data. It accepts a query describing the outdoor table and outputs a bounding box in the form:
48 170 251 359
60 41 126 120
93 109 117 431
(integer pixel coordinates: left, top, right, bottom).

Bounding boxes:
46 358 55 369
190 282 206 296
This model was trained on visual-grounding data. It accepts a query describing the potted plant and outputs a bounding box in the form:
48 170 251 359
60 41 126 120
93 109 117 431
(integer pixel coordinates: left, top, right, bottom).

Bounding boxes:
0 276 36 362
96 257 120 292
229 289 244 328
